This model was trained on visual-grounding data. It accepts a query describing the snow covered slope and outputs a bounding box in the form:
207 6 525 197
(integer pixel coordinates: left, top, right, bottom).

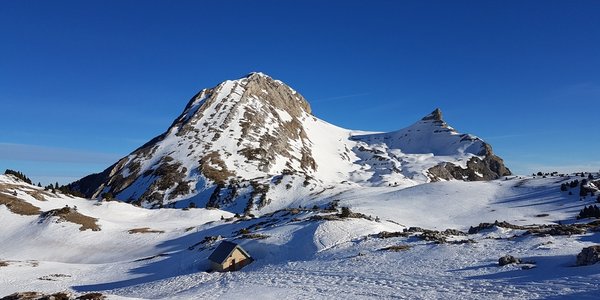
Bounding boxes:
69 72 510 212
2 173 600 299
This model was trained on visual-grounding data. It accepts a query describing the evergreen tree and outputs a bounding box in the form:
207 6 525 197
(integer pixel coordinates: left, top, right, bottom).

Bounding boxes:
340 206 352 218
577 205 600 219
580 179 589 197
570 180 579 188
4 169 32 184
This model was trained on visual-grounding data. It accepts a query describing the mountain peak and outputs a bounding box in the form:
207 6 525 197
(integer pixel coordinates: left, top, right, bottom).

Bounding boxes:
243 71 272 79
421 108 443 121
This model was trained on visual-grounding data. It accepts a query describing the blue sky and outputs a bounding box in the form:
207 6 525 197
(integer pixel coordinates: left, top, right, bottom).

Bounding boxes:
1 0 599 184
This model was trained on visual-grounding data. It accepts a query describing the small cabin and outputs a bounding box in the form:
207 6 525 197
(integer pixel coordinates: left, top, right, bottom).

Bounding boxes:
208 241 253 272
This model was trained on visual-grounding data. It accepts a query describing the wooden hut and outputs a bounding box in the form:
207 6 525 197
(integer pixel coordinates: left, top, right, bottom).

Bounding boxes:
208 241 253 272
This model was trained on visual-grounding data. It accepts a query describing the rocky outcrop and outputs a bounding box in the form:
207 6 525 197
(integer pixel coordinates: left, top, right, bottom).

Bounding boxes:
576 245 600 266
428 152 511 181
427 137 511 181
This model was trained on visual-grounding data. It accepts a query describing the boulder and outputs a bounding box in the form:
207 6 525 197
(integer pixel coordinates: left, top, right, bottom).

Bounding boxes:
498 255 521 266
576 245 600 266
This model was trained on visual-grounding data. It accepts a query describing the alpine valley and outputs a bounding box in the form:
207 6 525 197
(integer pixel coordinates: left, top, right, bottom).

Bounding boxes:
1 73 599 299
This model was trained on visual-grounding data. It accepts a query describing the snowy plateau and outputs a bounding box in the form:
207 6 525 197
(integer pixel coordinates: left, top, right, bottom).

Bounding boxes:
1 73 600 299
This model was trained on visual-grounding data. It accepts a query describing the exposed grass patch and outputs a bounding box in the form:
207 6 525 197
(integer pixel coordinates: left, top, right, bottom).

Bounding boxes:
380 245 411 252
133 253 168 262
40 207 100 231
239 233 270 240
0 183 52 201
199 151 234 184
0 291 101 300
77 292 106 300
38 273 72 281
376 231 410 239
2 292 45 299
25 189 52 201
128 227 165 234
0 192 41 216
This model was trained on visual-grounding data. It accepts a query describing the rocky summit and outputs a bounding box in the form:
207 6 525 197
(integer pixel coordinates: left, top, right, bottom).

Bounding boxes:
69 72 510 212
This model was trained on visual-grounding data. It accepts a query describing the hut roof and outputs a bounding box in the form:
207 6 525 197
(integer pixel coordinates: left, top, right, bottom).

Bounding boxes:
208 241 252 264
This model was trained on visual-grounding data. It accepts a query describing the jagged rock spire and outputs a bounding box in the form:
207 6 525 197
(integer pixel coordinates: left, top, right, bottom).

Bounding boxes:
421 108 443 121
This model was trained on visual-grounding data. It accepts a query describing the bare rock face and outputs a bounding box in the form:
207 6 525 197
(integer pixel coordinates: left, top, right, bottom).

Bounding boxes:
421 108 443 121
576 245 600 266
70 73 317 209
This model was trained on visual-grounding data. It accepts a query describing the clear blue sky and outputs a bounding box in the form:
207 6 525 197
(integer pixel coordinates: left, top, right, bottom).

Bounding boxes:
1 0 599 185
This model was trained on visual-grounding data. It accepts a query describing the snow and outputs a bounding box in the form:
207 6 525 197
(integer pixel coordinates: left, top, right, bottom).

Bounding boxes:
2 174 600 299
2 73 599 298
353 115 485 156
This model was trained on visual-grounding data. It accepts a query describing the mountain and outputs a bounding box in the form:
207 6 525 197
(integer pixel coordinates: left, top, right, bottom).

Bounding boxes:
352 108 511 182
69 72 510 211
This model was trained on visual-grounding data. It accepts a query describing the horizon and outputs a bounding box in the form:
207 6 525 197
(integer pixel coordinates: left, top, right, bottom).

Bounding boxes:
2 1 599 185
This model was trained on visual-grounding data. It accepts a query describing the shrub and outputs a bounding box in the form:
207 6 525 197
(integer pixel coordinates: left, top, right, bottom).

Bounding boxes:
326 200 339 211
340 206 352 218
